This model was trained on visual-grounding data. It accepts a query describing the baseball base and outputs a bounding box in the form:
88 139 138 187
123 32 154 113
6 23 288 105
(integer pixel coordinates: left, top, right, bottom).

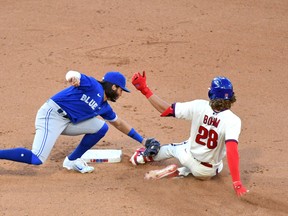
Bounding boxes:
81 149 122 163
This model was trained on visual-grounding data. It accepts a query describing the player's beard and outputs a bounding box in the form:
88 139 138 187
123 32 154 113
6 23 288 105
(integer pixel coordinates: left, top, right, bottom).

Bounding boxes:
106 89 119 102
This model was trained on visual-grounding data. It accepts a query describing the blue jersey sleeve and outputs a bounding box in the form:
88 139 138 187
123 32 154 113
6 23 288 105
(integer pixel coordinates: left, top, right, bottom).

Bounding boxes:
78 74 96 89
100 107 117 122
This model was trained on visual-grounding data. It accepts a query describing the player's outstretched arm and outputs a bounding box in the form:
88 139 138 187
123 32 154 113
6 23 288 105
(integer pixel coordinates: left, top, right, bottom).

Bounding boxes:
226 140 249 197
110 118 146 145
132 71 170 113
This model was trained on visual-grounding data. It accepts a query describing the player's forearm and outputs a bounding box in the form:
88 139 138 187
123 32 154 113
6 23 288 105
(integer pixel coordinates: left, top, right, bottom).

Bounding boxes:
110 118 131 134
226 140 240 182
110 119 144 144
226 140 249 196
147 94 170 113
131 71 170 113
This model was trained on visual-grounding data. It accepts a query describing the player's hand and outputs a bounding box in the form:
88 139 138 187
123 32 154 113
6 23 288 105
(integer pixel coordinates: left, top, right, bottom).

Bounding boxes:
233 181 249 197
132 71 147 91
132 71 153 98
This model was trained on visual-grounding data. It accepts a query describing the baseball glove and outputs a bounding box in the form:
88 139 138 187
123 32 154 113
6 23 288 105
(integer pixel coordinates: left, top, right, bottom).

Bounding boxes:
143 138 161 157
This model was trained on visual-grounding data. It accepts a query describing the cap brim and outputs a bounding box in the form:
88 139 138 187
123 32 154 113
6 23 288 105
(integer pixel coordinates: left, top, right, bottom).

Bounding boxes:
121 87 130 93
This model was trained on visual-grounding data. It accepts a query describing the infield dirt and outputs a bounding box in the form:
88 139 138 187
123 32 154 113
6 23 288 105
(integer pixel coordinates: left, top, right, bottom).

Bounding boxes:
0 0 287 215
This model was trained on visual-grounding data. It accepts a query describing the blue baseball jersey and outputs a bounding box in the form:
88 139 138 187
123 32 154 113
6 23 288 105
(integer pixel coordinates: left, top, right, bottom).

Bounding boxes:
51 73 117 124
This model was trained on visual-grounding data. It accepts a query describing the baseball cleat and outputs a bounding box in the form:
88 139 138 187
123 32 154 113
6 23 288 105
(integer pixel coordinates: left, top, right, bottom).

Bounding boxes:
63 157 94 173
130 147 153 165
144 164 179 180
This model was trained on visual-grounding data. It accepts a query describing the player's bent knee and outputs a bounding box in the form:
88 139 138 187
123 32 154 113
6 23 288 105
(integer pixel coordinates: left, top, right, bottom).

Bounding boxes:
178 154 192 168
98 123 109 136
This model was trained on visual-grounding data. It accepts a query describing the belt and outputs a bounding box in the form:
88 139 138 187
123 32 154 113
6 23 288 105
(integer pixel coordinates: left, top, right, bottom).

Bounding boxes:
200 162 213 168
57 108 69 119
193 156 213 168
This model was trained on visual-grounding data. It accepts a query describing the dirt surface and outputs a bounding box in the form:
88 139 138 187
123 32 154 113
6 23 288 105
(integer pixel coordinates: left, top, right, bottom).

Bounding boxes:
0 0 287 215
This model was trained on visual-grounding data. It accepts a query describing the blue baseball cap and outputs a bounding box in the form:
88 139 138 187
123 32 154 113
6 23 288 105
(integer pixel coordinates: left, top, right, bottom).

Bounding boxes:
102 72 130 92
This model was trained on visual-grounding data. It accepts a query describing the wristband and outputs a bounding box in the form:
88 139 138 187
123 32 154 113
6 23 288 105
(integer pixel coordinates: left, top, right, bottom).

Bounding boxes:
128 128 144 143
141 87 153 99
160 103 176 117
233 181 242 189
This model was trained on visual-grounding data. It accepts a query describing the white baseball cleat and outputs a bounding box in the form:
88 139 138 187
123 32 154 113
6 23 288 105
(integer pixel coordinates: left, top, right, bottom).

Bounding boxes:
130 147 153 165
63 157 94 173
144 164 179 180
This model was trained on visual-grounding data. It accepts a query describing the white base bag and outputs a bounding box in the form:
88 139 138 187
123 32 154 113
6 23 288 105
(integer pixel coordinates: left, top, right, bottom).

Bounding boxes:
81 149 122 163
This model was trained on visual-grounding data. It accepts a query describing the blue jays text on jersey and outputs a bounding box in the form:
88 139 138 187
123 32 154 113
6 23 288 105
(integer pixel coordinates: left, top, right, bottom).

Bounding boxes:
80 94 98 110
51 73 116 124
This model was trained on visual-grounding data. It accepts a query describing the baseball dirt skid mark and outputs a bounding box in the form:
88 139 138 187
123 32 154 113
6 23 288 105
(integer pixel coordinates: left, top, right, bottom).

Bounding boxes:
242 193 288 215
0 130 13 136
144 40 189 45
244 165 268 174
85 44 130 66
97 140 113 147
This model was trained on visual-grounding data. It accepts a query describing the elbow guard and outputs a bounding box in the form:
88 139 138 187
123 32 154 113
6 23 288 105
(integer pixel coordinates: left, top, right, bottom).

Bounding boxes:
66 70 81 81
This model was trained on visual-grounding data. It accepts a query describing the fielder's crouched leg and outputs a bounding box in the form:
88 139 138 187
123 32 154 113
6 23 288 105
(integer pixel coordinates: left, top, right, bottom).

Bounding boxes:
129 147 154 165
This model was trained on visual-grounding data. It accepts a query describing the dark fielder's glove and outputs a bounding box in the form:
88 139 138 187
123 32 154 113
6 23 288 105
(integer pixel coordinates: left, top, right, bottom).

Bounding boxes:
143 138 161 157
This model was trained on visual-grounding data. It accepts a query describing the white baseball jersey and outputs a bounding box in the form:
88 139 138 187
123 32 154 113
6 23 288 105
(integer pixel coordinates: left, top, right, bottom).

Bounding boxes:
174 99 241 165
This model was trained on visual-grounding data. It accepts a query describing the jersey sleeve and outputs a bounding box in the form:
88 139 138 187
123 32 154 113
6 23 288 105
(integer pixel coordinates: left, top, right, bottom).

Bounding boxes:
174 100 200 120
77 73 97 88
65 71 92 88
100 106 118 122
225 115 241 142
104 114 118 122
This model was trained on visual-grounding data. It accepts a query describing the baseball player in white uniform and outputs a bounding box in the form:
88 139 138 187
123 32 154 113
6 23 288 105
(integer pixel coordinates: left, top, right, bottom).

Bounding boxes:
129 71 249 197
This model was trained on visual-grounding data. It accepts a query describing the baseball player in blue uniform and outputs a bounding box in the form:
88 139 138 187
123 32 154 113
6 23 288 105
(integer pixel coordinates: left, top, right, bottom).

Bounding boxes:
0 70 147 173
